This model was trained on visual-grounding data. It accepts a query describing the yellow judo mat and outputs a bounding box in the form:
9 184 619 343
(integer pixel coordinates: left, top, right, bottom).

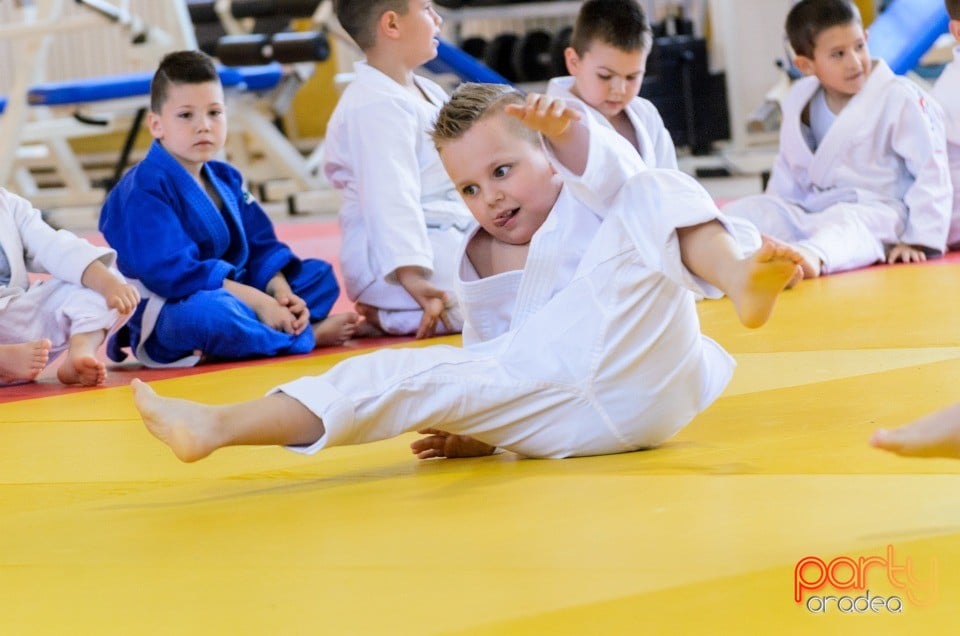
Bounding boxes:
2 261 960 635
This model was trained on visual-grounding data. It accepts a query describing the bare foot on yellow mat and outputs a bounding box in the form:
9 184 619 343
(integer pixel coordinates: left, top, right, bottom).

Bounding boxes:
0 339 51 383
132 378 222 462
312 312 360 347
354 302 386 337
870 403 960 459
728 238 804 329
57 353 106 386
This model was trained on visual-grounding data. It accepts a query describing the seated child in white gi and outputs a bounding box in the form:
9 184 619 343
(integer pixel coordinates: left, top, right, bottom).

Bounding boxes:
931 0 960 248
100 51 357 369
0 189 138 385
723 0 953 278
129 83 804 464
323 0 474 338
547 0 677 169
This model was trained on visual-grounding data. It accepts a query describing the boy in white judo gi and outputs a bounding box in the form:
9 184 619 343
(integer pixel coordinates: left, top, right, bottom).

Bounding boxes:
547 0 677 170
100 51 357 369
129 83 804 464
0 190 138 385
723 0 953 278
545 0 761 260
323 0 474 339
932 0 960 248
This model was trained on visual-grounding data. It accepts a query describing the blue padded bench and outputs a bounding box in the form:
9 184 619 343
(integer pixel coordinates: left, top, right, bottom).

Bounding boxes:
5 63 284 189
869 0 950 75
25 63 283 106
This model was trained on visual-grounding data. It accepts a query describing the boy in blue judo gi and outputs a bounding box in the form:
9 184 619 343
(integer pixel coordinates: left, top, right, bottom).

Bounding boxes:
100 51 359 368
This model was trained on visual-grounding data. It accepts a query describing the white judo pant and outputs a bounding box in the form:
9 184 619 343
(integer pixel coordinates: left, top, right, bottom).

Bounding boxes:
355 225 466 336
723 194 902 274
276 174 736 459
0 279 123 359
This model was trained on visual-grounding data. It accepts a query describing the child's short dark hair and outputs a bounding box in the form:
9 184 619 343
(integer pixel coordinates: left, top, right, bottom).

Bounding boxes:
430 83 536 152
150 50 220 113
786 0 862 59
334 0 410 50
947 0 960 20
570 0 653 56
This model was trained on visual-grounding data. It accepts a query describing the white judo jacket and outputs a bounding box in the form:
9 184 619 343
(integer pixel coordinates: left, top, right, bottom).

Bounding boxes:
767 59 952 253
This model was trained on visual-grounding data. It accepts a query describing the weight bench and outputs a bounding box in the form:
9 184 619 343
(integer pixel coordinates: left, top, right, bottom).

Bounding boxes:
0 62 322 210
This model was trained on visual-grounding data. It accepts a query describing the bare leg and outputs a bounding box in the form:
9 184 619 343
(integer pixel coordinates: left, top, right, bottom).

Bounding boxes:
410 428 497 459
0 339 51 383
870 403 960 459
58 330 107 386
312 312 360 347
132 379 326 462
678 221 804 328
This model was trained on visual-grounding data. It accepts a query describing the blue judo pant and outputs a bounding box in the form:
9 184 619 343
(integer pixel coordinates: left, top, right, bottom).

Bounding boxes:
113 259 340 364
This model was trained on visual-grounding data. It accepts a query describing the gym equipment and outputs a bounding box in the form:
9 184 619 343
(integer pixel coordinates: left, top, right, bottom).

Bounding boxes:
550 24 573 77
867 0 949 75
423 38 510 84
215 31 330 66
187 0 323 23
513 29 553 82
485 32 520 82
460 36 488 61
642 35 729 155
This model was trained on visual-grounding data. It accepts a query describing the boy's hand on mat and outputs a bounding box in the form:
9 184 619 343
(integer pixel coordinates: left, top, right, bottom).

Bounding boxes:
886 243 927 264
411 428 497 459
505 93 581 140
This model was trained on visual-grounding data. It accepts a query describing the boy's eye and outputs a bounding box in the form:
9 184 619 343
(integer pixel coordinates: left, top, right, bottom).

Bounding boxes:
493 165 510 178
462 185 478 197
598 74 612 81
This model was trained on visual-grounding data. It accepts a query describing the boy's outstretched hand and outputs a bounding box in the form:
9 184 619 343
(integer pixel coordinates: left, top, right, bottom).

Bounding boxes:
504 93 582 140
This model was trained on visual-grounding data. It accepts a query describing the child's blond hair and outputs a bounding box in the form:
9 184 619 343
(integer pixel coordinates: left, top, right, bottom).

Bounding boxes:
431 83 538 152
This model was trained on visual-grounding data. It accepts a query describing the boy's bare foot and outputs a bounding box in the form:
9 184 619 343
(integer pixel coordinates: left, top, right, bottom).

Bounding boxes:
0 339 51 383
312 313 360 347
132 378 222 462
729 239 805 328
354 302 386 337
57 353 106 386
870 403 960 459
411 428 497 459
794 244 822 279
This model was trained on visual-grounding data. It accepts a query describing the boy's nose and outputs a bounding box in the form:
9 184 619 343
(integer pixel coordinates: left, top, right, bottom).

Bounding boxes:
487 190 504 207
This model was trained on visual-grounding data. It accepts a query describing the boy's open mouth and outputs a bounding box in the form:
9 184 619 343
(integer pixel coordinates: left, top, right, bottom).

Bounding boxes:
495 208 519 227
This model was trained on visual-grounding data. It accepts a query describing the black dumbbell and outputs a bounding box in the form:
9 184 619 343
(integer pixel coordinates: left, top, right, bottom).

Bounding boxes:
485 33 520 82
550 25 573 77
513 29 554 82
460 36 488 61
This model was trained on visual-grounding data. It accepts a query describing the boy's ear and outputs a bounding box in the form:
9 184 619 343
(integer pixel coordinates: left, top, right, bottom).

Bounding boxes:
377 9 402 41
793 54 815 76
146 111 163 139
950 19 960 41
563 47 581 76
